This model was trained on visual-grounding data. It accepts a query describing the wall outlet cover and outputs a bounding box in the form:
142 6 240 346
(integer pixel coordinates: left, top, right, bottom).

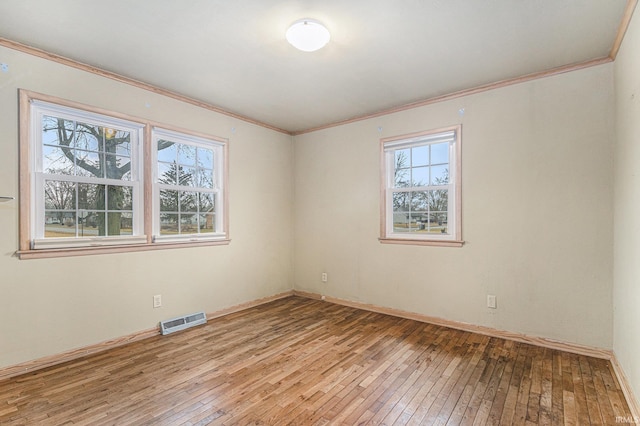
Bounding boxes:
487 295 497 309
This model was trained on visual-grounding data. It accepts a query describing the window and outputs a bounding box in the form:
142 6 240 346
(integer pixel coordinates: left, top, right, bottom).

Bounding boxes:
19 90 229 258
153 128 227 242
380 126 462 246
28 99 146 250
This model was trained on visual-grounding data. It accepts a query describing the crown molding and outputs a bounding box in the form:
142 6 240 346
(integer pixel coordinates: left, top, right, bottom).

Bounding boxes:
0 37 291 135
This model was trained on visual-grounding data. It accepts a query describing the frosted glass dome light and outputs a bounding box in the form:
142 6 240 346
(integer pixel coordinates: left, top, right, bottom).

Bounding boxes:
286 19 330 52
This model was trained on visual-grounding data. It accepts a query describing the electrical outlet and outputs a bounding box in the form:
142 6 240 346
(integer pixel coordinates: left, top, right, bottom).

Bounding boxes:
487 295 497 309
321 272 328 282
153 294 162 308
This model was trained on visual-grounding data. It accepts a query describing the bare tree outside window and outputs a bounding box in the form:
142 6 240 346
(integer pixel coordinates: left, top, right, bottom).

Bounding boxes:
390 144 449 234
42 116 140 237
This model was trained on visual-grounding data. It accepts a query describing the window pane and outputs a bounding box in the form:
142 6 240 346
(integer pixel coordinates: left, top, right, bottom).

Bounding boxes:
180 191 198 212
431 142 449 165
43 146 74 174
44 180 75 210
118 212 133 235
180 214 197 234
392 212 411 233
412 145 429 167
107 212 132 236
395 149 410 169
104 129 130 154
431 165 449 185
431 212 448 235
111 130 132 156
43 116 74 147
105 154 131 180
197 147 214 169
428 189 448 213
409 213 427 232
160 213 179 234
78 183 104 210
160 190 178 212
44 211 76 238
199 193 215 212
178 144 196 166
394 168 410 188
158 162 177 185
179 166 196 186
392 192 410 212
121 169 132 181
75 150 104 178
411 167 429 187
199 214 215 233
196 169 214 188
108 186 133 210
411 191 429 212
74 122 103 152
80 211 100 234
157 140 177 162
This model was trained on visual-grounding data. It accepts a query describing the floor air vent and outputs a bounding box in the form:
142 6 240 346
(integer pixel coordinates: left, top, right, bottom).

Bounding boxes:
160 311 207 335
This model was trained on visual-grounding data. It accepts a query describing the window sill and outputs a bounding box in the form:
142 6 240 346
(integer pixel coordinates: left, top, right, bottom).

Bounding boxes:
379 238 464 247
17 239 231 259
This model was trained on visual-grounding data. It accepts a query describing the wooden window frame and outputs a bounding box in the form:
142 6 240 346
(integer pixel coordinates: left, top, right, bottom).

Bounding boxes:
18 90 229 259
379 125 463 247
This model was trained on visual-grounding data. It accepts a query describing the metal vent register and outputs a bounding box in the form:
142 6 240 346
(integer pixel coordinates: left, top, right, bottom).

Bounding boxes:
160 312 207 335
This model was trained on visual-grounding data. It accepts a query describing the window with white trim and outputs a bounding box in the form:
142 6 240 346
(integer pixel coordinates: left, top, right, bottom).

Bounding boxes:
380 126 462 246
29 100 145 249
20 90 230 258
152 128 226 242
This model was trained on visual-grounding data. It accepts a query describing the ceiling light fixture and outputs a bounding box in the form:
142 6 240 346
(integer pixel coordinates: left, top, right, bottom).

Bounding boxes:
286 19 330 52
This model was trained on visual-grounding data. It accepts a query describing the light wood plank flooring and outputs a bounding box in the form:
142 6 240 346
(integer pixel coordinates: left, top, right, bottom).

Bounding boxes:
0 296 632 425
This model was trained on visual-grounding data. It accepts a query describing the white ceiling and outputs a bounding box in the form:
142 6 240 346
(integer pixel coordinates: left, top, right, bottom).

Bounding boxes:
0 1 630 133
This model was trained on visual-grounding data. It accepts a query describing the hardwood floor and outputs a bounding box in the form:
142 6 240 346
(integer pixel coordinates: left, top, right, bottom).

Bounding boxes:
0 296 632 425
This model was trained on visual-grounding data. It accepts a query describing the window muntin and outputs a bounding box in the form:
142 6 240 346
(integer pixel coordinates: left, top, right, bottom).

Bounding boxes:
381 127 461 245
153 128 226 242
31 101 145 249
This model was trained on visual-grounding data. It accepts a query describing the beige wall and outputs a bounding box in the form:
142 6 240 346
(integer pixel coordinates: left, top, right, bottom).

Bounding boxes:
0 46 294 368
614 6 640 406
0 39 622 372
294 64 615 349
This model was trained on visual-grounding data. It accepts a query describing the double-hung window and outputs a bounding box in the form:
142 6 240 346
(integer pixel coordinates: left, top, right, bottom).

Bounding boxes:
380 126 462 246
19 90 229 258
28 99 145 249
153 128 226 242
